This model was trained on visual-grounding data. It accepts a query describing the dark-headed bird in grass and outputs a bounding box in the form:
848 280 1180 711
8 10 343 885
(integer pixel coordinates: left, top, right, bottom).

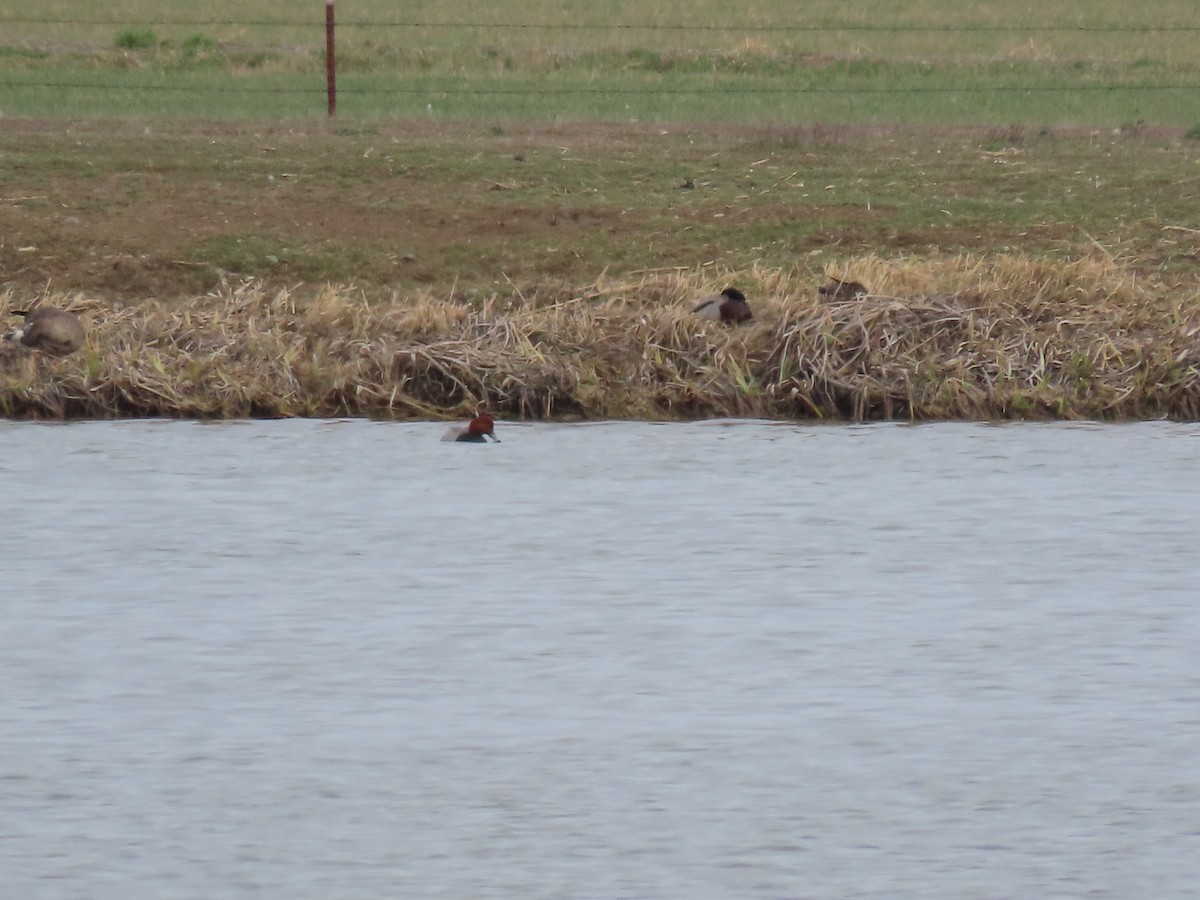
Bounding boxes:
691 287 752 324
6 308 87 357
441 412 501 443
818 277 869 300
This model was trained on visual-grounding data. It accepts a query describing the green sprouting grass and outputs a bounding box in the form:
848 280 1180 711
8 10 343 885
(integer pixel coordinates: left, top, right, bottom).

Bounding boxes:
113 27 156 50
0 0 1198 123
4 0 1199 55
1 61 1198 124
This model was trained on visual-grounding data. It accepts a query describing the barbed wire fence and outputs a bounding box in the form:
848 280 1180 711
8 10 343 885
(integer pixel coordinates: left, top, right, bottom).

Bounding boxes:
1 7 1198 118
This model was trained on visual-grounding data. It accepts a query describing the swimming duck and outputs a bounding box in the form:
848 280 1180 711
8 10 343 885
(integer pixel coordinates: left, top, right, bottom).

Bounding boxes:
691 287 752 323
441 413 500 443
818 277 869 300
6 307 87 356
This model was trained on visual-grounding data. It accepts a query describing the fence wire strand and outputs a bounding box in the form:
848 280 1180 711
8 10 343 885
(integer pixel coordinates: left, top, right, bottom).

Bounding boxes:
1 17 1199 32
3 80 1197 96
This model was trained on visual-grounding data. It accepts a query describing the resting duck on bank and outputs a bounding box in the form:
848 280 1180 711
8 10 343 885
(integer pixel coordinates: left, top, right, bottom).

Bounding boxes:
691 287 752 324
818 277 869 300
441 413 500 443
6 307 87 357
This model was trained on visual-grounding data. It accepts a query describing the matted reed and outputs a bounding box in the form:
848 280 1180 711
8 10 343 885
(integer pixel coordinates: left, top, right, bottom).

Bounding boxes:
3 253 1199 421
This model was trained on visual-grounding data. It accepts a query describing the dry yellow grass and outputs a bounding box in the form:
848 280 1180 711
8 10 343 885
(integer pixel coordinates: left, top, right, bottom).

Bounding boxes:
3 254 1199 421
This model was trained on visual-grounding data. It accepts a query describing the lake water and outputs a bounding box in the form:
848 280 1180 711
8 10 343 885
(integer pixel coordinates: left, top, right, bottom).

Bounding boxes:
3 419 1199 899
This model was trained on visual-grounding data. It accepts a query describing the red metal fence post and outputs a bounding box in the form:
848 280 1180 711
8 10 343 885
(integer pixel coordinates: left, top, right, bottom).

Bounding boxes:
325 0 336 117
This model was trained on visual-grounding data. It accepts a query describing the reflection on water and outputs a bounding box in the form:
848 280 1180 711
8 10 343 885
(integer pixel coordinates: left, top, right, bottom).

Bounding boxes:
3 419 1200 898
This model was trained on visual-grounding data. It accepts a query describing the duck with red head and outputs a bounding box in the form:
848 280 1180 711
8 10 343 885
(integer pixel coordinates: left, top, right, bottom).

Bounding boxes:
691 287 752 324
441 412 500 443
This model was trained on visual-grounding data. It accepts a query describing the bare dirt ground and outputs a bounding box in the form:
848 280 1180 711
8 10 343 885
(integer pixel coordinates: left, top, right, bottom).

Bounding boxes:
3 120 626 299
2 119 1197 307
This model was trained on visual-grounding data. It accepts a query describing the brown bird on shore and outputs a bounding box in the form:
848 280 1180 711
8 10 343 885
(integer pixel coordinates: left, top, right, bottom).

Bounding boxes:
691 287 752 324
818 277 869 300
7 308 87 357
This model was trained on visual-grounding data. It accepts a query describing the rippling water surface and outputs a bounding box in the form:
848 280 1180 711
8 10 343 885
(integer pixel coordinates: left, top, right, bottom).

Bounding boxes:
3 419 1199 898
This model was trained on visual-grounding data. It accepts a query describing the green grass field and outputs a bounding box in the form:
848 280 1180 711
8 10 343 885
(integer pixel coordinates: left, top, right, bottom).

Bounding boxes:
2 0 1198 123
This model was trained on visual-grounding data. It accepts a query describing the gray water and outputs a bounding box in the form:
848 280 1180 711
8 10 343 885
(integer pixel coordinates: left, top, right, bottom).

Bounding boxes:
2 419 1199 899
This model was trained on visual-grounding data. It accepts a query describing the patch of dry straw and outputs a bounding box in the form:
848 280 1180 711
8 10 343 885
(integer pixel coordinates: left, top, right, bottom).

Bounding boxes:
3 253 1199 421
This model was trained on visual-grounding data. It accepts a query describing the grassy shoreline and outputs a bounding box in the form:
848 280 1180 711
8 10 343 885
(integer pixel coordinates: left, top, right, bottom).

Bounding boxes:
4 254 1199 422
2 118 1197 422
